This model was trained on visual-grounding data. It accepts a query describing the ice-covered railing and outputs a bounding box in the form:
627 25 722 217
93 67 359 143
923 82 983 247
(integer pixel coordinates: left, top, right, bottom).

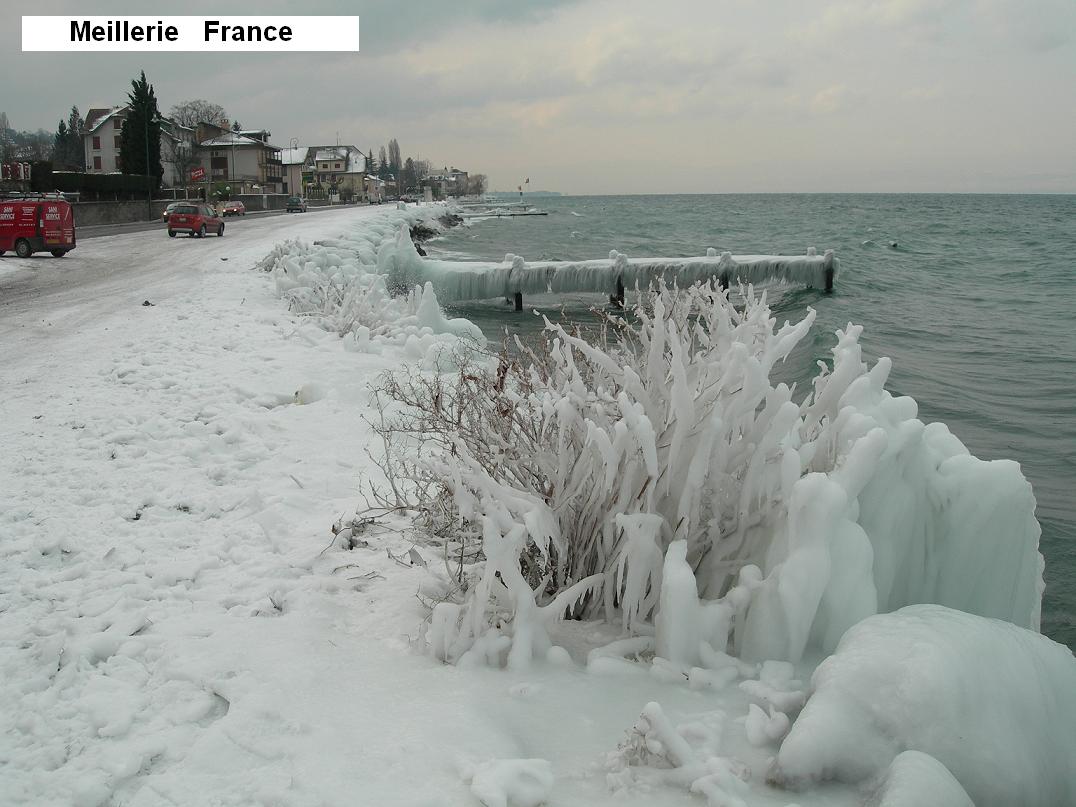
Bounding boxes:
376 225 839 303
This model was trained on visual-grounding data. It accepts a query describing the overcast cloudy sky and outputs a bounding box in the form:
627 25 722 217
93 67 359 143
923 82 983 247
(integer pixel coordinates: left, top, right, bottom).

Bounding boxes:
3 0 1074 193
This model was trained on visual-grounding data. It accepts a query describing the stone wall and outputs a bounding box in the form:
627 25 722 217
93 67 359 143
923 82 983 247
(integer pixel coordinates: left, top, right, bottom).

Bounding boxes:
71 200 174 226
71 195 294 226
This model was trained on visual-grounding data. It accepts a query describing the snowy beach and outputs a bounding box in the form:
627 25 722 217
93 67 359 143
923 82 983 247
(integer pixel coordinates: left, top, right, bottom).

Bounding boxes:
2 205 1074 807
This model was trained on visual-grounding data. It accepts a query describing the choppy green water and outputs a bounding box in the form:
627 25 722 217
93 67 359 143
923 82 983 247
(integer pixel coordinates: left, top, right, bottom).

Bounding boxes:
430 193 1076 648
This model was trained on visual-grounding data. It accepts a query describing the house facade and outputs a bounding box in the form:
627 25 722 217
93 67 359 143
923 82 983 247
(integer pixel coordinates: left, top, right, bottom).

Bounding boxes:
279 146 309 195
311 145 367 199
196 124 283 194
83 107 127 174
423 166 469 198
84 106 205 189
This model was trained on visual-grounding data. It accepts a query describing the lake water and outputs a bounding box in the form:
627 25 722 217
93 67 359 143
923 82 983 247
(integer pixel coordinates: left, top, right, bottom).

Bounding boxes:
429 193 1076 648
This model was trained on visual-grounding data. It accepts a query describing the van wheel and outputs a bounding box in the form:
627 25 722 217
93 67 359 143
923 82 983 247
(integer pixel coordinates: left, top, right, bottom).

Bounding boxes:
168 230 176 238
51 250 67 258
198 225 206 238
218 224 224 237
15 239 32 258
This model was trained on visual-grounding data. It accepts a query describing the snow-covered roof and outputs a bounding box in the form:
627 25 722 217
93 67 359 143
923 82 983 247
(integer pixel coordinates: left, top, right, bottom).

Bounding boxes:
313 147 349 163
199 132 277 149
279 146 309 165
311 146 366 175
85 106 127 133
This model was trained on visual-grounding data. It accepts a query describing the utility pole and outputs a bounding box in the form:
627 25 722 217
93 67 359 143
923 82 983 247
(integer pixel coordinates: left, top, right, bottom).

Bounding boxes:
144 114 160 220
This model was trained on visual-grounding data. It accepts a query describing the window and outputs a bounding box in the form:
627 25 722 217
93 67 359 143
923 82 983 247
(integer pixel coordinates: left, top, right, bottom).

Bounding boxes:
335 163 341 169
114 118 122 129
114 136 121 149
93 156 101 169
92 136 100 149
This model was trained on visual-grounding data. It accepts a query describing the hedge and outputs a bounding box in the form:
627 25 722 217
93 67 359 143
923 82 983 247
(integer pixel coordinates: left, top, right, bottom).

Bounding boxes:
31 162 159 199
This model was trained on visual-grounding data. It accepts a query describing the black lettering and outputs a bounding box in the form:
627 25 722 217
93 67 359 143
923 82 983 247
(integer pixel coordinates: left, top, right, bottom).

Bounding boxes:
279 25 292 41
165 25 178 41
71 20 90 41
205 20 220 40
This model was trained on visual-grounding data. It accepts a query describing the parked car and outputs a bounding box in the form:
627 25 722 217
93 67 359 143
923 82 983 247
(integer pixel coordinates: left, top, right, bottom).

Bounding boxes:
222 200 246 217
160 197 183 218
167 204 224 238
0 194 76 258
286 196 307 213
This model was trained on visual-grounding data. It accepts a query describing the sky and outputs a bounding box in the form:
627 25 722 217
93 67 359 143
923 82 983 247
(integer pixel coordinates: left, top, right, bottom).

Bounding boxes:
2 0 1075 194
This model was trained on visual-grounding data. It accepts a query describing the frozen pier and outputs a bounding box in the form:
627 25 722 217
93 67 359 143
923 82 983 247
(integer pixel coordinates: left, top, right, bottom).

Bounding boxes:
376 227 839 309
411 250 837 310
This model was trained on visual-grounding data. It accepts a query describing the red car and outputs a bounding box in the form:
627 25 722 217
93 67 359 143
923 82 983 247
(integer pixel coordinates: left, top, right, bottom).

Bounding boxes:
0 194 76 258
167 203 225 238
222 200 246 216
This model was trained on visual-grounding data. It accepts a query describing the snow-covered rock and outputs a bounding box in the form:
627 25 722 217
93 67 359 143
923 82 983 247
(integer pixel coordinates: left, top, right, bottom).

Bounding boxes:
771 604 1076 807
467 758 554 807
865 751 974 807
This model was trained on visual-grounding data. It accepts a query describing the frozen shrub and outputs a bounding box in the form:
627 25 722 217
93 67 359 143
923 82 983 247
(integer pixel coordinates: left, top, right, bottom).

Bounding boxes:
369 280 1041 667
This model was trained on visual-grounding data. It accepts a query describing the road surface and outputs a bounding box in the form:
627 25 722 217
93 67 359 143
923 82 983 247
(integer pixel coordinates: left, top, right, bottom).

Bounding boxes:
75 202 350 240
0 204 385 363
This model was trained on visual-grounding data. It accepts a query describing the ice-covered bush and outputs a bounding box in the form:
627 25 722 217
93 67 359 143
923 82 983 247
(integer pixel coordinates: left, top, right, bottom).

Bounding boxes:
397 278 1043 668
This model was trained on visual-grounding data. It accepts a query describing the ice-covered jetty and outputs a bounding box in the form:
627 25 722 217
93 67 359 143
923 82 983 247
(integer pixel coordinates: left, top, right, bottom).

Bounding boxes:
377 226 838 307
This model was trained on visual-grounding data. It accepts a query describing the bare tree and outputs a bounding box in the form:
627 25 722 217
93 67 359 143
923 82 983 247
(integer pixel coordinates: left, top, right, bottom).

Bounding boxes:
168 99 228 129
168 139 201 192
466 174 487 196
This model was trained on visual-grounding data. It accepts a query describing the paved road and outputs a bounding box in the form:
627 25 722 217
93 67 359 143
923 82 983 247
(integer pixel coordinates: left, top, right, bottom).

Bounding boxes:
0 204 384 356
75 203 360 240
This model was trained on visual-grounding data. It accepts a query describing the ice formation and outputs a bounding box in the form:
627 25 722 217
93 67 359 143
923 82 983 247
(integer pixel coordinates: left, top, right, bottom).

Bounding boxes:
427 281 1043 669
772 605 1076 807
258 213 486 370
865 751 974 807
374 224 838 302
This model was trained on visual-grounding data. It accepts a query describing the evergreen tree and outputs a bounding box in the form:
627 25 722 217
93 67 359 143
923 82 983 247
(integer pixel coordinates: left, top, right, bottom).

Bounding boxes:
232 120 242 132
388 138 401 174
66 106 85 171
53 120 70 168
119 71 163 184
367 149 375 175
378 145 390 180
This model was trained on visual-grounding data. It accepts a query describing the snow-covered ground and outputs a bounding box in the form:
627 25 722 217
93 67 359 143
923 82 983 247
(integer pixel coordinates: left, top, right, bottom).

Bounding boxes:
2 206 1073 807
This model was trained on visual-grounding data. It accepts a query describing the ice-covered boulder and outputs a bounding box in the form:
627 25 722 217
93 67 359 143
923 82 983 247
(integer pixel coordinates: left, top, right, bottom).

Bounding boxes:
467 758 554 807
865 751 974 807
770 604 1076 807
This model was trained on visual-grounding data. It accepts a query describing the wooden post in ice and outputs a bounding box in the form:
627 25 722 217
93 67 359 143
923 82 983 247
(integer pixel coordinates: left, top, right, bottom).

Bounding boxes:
609 250 628 308
609 275 625 308
823 249 835 293
508 253 526 311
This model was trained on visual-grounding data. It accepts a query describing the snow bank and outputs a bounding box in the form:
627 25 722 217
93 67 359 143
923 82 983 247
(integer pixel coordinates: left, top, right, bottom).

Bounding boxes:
374 237 838 302
772 604 1076 807
467 758 554 807
257 208 485 369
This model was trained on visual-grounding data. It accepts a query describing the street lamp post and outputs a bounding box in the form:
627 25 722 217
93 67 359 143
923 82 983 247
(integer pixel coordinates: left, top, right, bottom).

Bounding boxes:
144 114 162 220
